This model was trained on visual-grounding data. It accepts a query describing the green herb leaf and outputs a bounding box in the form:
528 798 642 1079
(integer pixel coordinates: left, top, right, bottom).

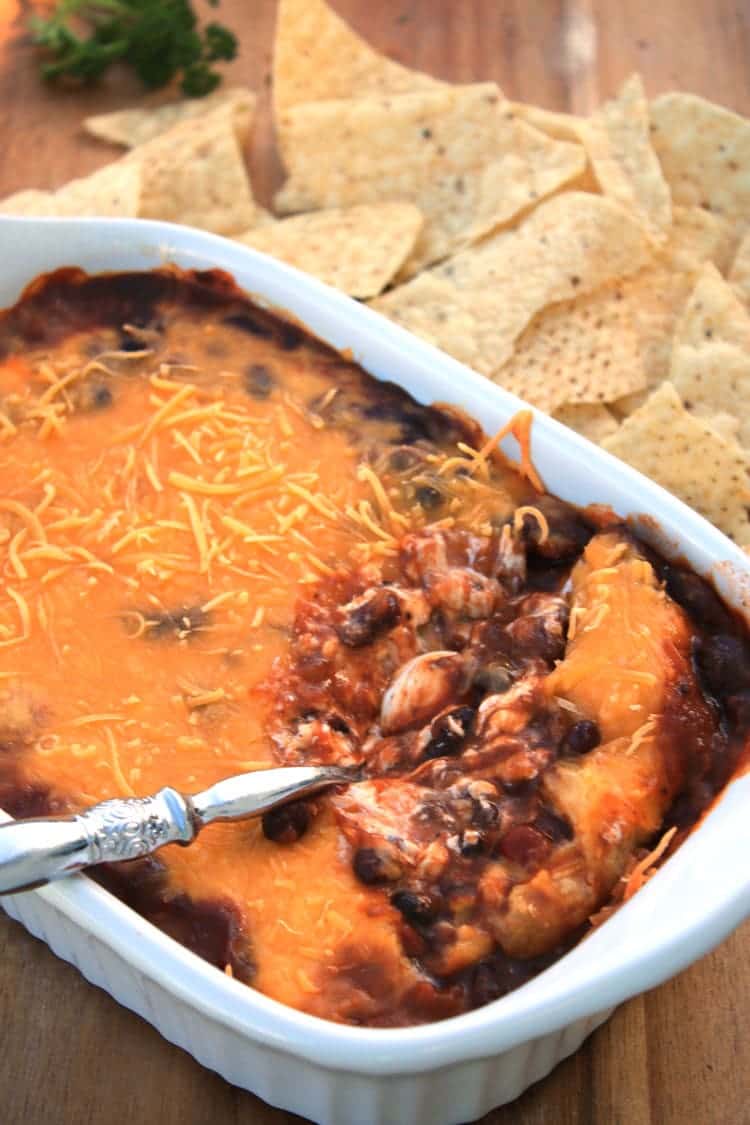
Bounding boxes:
30 0 237 95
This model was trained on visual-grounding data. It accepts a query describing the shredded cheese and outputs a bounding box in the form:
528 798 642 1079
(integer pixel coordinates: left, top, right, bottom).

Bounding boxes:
623 827 678 900
512 505 549 545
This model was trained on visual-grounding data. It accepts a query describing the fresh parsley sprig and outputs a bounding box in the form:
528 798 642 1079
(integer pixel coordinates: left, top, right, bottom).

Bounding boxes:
30 0 238 97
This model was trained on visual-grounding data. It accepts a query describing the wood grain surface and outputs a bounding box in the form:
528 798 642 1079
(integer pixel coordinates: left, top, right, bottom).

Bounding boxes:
1 2 749 1123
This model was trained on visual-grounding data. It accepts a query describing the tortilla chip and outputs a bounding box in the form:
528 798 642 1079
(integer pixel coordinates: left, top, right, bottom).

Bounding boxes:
0 189 60 215
612 214 736 407
701 411 742 443
602 381 750 543
275 84 585 272
513 78 672 244
579 75 672 242
54 160 142 217
611 261 700 401
503 202 733 414
671 342 750 447
729 228 750 304
509 103 586 144
2 98 264 233
672 262 750 350
0 164 142 218
650 93 750 232
372 192 651 377
614 206 740 400
235 202 423 298
494 284 645 412
84 88 256 149
553 403 620 442
668 205 737 273
136 100 265 234
273 0 443 112
372 272 501 371
667 266 750 446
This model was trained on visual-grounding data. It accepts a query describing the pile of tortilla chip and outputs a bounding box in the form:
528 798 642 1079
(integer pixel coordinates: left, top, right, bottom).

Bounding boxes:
3 0 750 544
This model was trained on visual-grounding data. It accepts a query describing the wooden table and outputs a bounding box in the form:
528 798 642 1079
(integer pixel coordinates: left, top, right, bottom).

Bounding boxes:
1 2 749 1122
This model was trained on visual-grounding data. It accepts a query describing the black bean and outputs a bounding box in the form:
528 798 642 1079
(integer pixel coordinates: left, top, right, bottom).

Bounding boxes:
118 332 149 353
415 484 443 510
353 846 400 885
534 807 574 843
262 800 311 844
524 497 592 561
471 797 500 828
278 322 304 351
469 955 538 1007
144 605 207 640
664 566 732 632
695 634 750 697
727 690 750 732
336 587 400 647
388 447 422 472
243 363 276 399
560 719 601 755
390 889 437 926
423 706 475 759
361 396 437 444
90 384 113 409
328 713 351 734
223 311 274 339
499 777 539 798
459 829 484 857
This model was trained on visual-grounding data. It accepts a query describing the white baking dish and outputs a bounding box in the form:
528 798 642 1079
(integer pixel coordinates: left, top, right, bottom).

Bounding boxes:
1 216 749 1125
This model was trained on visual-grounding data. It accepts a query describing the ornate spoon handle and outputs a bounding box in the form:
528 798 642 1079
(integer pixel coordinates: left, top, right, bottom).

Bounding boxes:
0 765 356 895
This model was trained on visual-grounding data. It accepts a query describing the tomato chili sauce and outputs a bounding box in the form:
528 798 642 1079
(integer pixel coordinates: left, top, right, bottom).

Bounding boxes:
0 267 747 1027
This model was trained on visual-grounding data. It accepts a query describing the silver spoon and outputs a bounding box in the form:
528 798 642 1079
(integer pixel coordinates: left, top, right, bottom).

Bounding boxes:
0 764 359 895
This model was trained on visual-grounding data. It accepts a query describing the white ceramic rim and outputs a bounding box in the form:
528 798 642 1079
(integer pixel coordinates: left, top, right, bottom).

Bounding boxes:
1 215 749 1078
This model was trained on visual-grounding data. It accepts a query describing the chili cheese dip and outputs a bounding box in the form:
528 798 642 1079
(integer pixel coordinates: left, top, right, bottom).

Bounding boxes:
0 268 747 1027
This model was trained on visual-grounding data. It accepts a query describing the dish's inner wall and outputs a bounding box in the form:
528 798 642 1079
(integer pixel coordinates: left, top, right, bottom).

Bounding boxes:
0 267 747 1028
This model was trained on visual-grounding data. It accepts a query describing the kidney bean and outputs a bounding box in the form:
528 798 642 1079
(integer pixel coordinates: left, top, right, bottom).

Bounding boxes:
498 825 550 867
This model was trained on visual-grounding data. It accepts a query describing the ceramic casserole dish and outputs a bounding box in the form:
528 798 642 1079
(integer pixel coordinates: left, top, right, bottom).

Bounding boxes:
0 215 749 1125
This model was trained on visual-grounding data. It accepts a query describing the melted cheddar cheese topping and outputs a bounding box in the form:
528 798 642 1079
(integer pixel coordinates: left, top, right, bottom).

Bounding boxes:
0 270 739 1028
